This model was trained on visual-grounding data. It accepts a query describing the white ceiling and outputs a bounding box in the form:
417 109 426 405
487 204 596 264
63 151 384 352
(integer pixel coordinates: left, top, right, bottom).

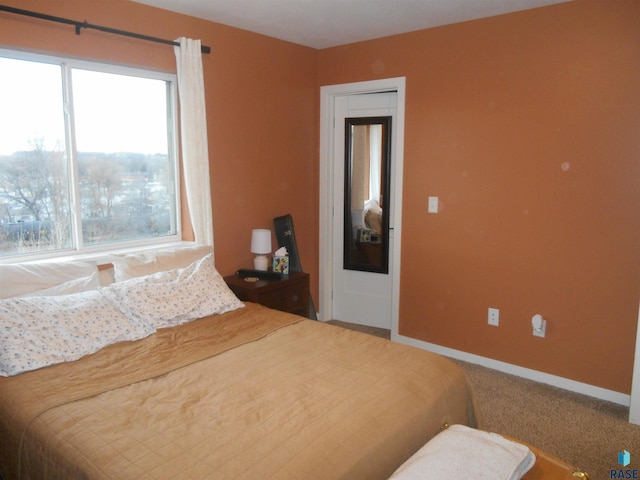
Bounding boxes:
132 0 572 49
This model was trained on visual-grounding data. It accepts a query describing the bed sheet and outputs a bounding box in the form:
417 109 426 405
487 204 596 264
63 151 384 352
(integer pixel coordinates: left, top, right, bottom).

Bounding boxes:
0 303 479 479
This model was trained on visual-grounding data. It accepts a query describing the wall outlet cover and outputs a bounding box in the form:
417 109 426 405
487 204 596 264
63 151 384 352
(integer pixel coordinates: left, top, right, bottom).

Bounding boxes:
488 307 499 326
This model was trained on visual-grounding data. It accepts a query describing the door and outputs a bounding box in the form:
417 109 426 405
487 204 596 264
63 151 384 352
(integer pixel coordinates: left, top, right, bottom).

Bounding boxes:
332 92 397 329
319 77 405 337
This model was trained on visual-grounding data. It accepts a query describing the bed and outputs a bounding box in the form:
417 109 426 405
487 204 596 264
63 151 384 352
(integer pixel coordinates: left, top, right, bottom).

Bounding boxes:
0 246 479 480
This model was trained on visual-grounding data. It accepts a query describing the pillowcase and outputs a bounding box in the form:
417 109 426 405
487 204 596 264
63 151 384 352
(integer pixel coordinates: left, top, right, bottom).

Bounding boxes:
102 253 243 328
364 198 383 234
18 271 101 298
99 265 115 287
0 290 155 377
111 244 212 282
0 260 100 299
388 424 535 480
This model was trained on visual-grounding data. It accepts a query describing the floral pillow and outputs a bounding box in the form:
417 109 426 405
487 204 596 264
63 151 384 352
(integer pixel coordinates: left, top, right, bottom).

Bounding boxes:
101 253 244 328
0 290 155 377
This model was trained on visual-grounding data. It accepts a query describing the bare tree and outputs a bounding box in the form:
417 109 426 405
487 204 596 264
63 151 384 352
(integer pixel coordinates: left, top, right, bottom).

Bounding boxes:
0 141 172 255
79 155 123 219
0 138 70 251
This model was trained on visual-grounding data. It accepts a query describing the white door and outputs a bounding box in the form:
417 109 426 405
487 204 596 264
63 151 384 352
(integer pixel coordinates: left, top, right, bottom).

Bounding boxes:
630 303 640 424
331 92 397 329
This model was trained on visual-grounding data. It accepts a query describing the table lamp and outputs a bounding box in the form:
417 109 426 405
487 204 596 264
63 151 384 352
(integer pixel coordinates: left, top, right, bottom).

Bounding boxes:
251 228 271 271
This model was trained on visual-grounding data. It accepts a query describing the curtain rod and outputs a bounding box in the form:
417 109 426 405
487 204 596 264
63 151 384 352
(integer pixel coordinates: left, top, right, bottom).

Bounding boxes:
0 4 211 54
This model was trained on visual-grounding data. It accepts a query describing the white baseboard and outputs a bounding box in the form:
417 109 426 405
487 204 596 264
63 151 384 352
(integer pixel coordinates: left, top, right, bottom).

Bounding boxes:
393 333 630 407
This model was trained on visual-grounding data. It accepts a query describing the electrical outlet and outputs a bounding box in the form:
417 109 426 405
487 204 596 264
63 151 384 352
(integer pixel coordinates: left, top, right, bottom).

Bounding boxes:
532 314 547 338
488 307 499 326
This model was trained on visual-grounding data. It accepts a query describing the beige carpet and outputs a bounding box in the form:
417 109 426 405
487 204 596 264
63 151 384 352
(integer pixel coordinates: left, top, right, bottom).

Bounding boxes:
326 320 391 339
457 359 640 479
327 320 640 479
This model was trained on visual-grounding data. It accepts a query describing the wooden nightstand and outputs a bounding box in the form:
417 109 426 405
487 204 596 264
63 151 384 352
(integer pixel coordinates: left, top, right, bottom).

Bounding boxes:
224 271 310 318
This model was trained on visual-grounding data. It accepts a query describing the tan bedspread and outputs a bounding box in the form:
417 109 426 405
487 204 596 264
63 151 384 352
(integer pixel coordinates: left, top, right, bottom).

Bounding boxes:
0 303 479 479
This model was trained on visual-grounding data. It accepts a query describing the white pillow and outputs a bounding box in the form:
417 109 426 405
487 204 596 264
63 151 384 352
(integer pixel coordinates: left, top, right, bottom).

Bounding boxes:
99 266 115 287
19 271 101 298
389 425 535 480
0 290 155 377
102 253 243 328
111 245 212 282
0 260 100 299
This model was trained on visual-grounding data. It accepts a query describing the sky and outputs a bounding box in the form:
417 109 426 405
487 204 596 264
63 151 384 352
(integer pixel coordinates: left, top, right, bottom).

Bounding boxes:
0 56 169 156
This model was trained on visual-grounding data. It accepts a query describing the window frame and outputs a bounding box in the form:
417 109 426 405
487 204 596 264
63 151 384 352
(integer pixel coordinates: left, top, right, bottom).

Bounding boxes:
0 48 182 264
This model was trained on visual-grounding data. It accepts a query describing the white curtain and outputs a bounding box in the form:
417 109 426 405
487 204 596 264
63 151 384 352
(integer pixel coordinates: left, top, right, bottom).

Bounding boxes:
369 124 382 203
174 37 214 247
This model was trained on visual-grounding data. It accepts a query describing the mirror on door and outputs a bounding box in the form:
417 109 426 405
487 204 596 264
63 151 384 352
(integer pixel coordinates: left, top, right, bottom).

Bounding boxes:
343 116 392 274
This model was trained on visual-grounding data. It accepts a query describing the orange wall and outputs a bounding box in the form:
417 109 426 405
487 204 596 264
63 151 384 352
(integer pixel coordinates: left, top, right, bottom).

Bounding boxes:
0 0 320 298
2 0 639 394
319 0 640 393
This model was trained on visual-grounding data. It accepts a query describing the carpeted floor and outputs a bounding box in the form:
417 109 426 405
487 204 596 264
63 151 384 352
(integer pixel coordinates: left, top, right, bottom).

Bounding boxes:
327 320 640 479
326 320 391 339
457 359 640 479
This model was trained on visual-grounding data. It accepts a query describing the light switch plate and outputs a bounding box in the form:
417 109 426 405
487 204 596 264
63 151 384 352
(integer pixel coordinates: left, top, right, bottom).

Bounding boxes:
428 196 438 214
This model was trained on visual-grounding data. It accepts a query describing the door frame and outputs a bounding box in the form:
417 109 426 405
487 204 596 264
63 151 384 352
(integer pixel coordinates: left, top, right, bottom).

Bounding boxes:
319 77 406 339
630 303 640 424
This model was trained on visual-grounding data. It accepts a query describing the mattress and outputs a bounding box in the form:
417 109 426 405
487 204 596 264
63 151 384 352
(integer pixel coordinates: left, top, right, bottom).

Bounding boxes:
0 303 479 479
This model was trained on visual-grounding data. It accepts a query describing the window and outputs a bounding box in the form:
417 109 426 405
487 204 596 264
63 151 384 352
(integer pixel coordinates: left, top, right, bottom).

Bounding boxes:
0 50 180 260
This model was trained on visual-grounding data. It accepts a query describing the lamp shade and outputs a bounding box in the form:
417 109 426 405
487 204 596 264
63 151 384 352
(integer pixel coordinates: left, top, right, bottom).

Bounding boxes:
250 229 272 254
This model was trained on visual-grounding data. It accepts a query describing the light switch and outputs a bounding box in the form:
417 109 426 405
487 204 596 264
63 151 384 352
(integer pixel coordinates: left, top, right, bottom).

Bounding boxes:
428 196 439 214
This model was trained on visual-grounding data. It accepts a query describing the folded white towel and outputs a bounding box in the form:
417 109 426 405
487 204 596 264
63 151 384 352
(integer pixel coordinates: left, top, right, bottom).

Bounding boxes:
389 424 536 480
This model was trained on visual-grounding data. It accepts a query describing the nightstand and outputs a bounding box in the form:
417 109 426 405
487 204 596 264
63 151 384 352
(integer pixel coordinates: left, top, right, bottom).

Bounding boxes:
224 271 310 318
